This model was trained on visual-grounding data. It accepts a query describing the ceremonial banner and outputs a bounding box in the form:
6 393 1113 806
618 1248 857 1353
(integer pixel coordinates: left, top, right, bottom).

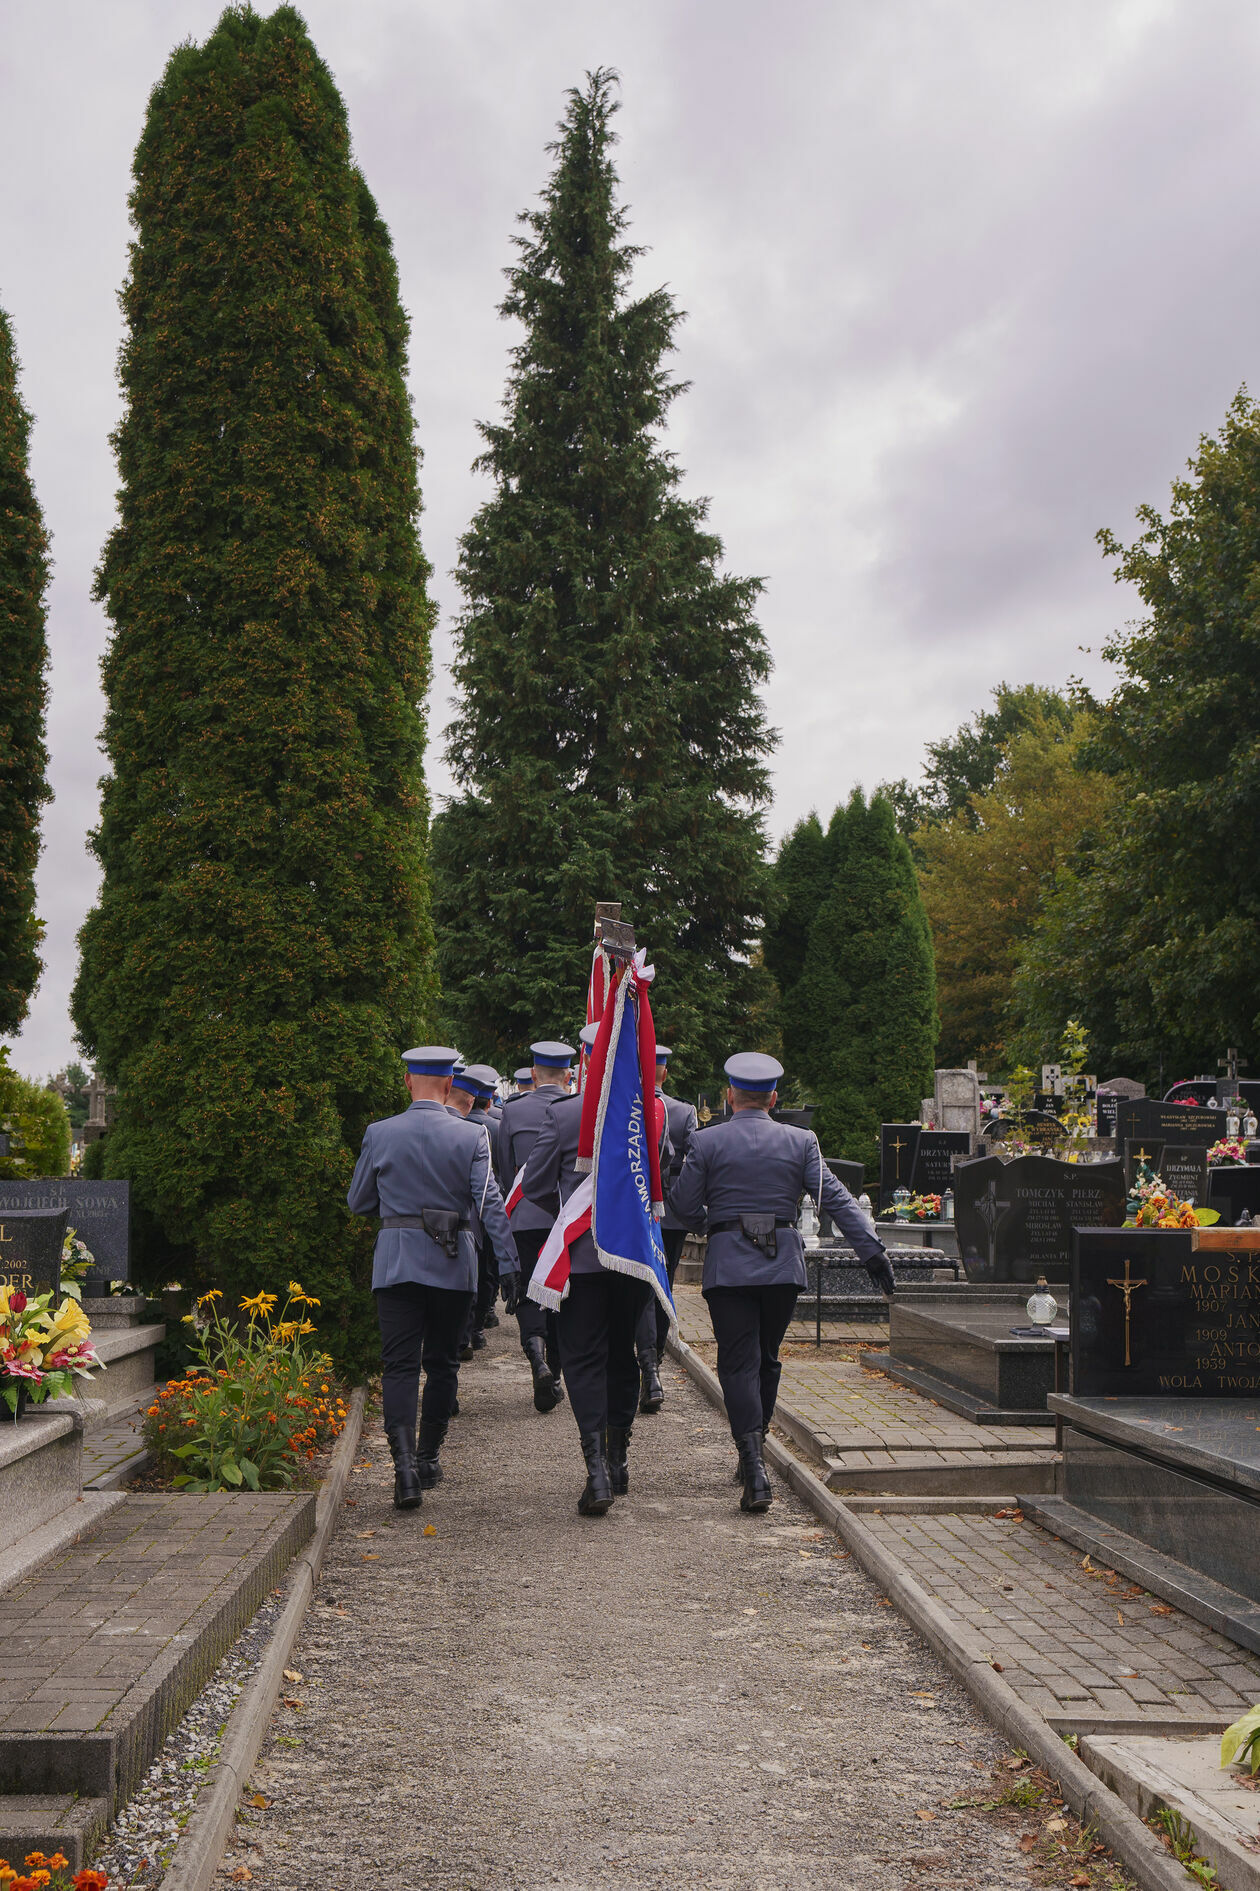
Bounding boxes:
504 1164 526 1218
527 1175 593 1310
589 966 673 1321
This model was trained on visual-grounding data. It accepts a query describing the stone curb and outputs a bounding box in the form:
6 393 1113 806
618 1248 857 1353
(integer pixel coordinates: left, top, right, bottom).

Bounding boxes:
159 1385 367 1891
667 1336 1190 1891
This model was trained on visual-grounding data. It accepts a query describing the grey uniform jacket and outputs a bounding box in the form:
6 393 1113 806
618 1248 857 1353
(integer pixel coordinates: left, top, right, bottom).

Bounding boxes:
347 1099 516 1292
495 1085 571 1235
522 1092 671 1275
659 1091 698 1233
668 1108 885 1291
444 1105 507 1263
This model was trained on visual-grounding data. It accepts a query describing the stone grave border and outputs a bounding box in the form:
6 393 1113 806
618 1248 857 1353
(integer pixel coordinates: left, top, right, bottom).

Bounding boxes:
667 1333 1193 1891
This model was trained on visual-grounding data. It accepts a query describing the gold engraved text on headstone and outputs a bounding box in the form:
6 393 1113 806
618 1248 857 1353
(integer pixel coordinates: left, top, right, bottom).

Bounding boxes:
1106 1256 1148 1368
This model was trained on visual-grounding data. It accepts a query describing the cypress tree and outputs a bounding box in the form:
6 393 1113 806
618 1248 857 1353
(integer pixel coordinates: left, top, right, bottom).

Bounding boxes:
764 811 837 1075
788 790 937 1171
72 6 435 1367
433 71 773 1098
0 306 51 1036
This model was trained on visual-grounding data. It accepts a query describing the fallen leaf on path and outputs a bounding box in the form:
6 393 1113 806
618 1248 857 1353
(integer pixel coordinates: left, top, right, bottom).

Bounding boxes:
1018 1835 1037 1852
832 1551 849 1559
876 1597 892 1607
248 1793 269 1809
361 1553 380 1561
991 1661 1004 1672
1081 1555 1095 1573
1068 1876 1091 1888
282 1669 302 1684
1002 1755 1028 1770
282 1697 303 1709
1149 1603 1173 1616
914 1808 936 1821
342 1498 357 1507
1044 1817 1067 1833
910 1691 935 1699
423 1524 437 1536
1116 1611 1125 1625
355 1529 376 1537
230 1872 252 1884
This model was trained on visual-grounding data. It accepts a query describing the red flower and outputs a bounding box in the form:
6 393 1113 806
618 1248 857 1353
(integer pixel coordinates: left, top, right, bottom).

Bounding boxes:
8 1291 26 1313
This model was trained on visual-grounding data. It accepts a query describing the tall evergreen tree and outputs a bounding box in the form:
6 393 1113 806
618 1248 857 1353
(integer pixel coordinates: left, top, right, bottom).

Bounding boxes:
764 808 840 1082
0 306 51 1036
787 790 936 1172
433 72 773 1097
72 6 435 1367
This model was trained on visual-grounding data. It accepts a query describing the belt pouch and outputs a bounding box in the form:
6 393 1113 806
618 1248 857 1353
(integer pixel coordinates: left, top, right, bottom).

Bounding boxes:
421 1209 461 1259
738 1212 778 1258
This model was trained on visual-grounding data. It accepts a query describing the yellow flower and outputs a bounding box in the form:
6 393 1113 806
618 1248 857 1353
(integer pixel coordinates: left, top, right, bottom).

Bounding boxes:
287 1280 306 1297
299 1320 317 1335
42 1298 91 1349
240 1291 278 1316
197 1289 223 1306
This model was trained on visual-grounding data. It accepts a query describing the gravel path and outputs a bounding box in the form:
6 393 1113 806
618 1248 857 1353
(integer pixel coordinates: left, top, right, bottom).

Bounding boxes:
231 1324 1058 1889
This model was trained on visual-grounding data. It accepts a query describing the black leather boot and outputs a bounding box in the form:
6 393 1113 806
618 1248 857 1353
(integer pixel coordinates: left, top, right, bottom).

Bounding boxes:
606 1423 631 1495
545 1336 566 1405
638 1352 664 1414
735 1431 772 1513
733 1427 769 1483
416 1418 446 1489
578 1431 614 1515
387 1424 422 1510
471 1328 487 1351
483 1308 500 1328
524 1335 560 1413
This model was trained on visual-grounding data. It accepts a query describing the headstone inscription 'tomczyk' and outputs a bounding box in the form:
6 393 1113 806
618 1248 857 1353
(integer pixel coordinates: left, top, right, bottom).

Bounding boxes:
954 1152 1125 1283
1073 1228 1260 1396
0 1207 68 1300
0 1180 130 1282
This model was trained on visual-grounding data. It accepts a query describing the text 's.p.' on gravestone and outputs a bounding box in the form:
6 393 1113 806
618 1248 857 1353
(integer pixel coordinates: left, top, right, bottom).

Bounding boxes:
0 1180 130 1286
1073 1227 1260 1396
954 1152 1125 1284
910 1131 972 1197
1114 1097 1228 1150
879 1124 921 1209
0 1207 68 1300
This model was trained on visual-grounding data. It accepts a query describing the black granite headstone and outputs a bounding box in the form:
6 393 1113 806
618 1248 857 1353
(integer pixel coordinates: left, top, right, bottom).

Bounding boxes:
0 1206 68 1300
818 1158 867 1237
1164 1080 1219 1107
979 1110 1061 1149
0 1180 130 1285
910 1131 971 1197
1207 1166 1260 1228
1160 1145 1211 1206
955 1152 1125 1283
1095 1092 1120 1139
1073 1228 1260 1396
1114 1098 1228 1149
879 1124 921 1208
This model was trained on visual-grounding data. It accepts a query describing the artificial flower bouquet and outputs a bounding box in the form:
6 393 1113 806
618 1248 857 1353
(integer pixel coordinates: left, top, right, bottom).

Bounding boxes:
903 1192 942 1221
0 1285 104 1417
1126 1172 1219 1230
1208 1137 1249 1167
58 1226 97 1302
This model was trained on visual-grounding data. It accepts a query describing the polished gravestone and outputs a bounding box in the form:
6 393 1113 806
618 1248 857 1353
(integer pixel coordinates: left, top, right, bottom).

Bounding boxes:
1206 1164 1260 1228
1122 1139 1210 1204
1032 1229 1260 1623
878 1285 1065 1424
1114 1097 1228 1150
0 1179 130 1286
879 1124 920 1208
910 1130 971 1197
954 1152 1125 1284
979 1110 1062 1149
0 1206 67 1299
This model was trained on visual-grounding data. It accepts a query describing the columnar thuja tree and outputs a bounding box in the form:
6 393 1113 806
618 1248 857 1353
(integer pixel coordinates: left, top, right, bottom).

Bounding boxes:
72 7 435 1368
433 72 774 1098
0 306 51 1036
763 810 838 1077
787 790 937 1172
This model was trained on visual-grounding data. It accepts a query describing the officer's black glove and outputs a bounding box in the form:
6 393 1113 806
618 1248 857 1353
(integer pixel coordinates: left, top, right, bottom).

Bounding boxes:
500 1270 521 1315
866 1248 896 1297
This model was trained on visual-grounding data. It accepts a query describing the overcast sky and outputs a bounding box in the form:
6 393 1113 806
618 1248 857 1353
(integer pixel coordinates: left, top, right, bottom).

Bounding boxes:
2 0 1257 1077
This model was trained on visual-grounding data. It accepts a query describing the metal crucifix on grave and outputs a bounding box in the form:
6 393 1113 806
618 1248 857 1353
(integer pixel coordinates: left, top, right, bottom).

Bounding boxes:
1106 1256 1147 1369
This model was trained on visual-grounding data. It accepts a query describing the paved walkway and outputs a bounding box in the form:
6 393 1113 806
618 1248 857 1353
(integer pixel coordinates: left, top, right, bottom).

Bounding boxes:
81 1403 151 1491
675 1286 1055 1483
234 1325 1063 1890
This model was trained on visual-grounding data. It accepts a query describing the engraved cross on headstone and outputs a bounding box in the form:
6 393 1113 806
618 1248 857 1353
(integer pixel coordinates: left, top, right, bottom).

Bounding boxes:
975 1177 1012 1275
1106 1256 1147 1368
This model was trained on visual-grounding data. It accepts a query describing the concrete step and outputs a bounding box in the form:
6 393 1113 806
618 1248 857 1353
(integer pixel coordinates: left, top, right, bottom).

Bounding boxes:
0 1489 315 1816
0 1792 109 1872
823 1448 1059 1495
0 1411 85 1556
48 1322 165 1420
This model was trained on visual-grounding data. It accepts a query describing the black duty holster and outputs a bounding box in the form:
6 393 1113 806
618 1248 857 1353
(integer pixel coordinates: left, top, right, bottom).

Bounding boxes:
739 1213 779 1259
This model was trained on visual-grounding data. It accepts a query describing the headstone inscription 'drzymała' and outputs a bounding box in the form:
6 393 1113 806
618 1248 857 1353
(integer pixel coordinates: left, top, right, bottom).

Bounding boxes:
0 1206 68 1299
1122 1140 1210 1204
910 1131 972 1197
1073 1227 1260 1396
954 1153 1125 1283
0 1179 130 1286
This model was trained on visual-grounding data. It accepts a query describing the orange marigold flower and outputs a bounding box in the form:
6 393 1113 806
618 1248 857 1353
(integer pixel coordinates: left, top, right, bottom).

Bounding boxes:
46 1862 68 1875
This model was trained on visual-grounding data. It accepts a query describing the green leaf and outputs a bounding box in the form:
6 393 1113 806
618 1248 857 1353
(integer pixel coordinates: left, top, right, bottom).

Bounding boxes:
239 1458 260 1491
219 1458 243 1486
170 1442 200 1459
1220 1702 1260 1769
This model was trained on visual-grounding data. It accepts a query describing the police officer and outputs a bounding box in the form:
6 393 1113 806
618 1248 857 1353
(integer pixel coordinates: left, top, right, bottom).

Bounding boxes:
513 1068 534 1093
446 1063 502 1358
633 1043 697 1413
495 1041 574 1411
522 1023 671 1513
669 1052 894 1514
468 1067 505 1334
347 1047 518 1509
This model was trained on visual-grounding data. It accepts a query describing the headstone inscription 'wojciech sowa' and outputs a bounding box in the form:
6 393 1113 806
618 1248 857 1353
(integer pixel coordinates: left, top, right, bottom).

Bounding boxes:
0 1206 69 1300
954 1153 1125 1283
1073 1228 1260 1397
0 1180 131 1284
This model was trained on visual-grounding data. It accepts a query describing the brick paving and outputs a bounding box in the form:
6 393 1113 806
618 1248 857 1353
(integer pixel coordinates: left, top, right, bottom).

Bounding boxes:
0 1492 312 1748
859 1507 1260 1725
674 1284 1056 1477
81 1406 150 1490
